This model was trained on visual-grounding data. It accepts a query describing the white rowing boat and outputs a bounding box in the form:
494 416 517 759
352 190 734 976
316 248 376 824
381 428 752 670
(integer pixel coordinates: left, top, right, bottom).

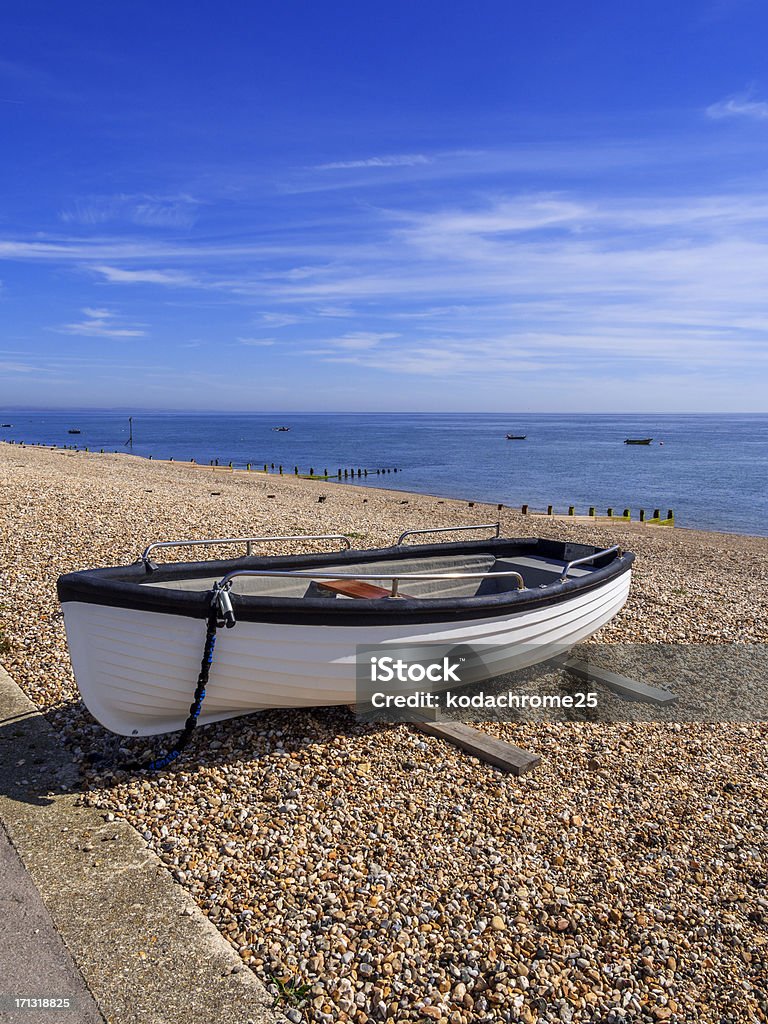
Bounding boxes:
57 525 633 737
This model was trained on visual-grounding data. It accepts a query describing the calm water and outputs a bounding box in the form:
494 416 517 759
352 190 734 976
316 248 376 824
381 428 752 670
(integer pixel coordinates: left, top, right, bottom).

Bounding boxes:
2 411 767 537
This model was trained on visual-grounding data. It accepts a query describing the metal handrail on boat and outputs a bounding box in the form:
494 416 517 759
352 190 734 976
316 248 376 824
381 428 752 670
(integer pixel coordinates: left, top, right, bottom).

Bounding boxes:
141 525 501 568
140 533 353 567
560 545 621 582
396 522 501 545
216 566 525 600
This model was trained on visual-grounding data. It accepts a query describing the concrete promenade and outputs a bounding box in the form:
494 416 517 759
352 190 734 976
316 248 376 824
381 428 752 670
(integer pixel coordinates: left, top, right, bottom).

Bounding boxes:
0 665 280 1024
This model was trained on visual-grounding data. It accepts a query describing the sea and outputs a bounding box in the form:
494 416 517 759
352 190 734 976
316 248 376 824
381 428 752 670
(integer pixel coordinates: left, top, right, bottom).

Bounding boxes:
2 411 767 538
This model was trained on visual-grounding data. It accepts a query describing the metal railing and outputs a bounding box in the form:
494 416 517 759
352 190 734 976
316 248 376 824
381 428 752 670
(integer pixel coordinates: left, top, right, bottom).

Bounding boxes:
140 533 353 567
396 522 501 545
560 545 621 582
217 566 526 599
140 524 502 567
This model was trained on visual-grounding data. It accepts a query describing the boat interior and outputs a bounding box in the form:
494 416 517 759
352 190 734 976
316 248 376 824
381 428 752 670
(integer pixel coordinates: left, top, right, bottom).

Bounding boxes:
143 552 595 601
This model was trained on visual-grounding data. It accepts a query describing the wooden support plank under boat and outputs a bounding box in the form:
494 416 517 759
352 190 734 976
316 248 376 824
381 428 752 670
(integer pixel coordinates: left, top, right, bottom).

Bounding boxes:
414 720 540 775
562 657 678 705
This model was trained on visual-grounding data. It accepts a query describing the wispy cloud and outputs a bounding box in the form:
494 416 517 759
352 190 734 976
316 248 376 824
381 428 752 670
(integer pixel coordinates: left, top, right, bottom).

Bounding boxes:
314 154 431 170
0 359 39 373
91 264 199 286
54 307 146 338
258 312 302 327
6 174 768 397
706 94 768 120
0 237 312 262
60 193 202 228
314 331 399 351
315 305 356 318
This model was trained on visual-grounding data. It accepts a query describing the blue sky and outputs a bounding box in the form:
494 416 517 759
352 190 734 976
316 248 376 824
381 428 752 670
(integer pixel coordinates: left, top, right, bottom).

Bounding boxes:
1 0 768 411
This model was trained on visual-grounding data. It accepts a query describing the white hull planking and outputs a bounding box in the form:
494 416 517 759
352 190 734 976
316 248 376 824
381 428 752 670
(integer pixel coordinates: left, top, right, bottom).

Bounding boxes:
62 571 631 735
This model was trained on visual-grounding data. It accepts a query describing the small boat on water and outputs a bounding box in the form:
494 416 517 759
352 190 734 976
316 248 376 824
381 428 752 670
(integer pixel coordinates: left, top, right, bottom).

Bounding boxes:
58 526 634 737
505 434 527 440
273 426 291 432
624 438 652 445
1 423 11 427
68 429 81 435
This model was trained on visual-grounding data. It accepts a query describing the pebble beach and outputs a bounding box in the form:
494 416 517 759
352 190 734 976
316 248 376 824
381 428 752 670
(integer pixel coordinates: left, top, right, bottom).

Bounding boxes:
1 442 767 1024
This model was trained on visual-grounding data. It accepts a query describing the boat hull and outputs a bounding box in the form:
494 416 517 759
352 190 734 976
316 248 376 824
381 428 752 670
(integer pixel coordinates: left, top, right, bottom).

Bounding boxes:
62 570 631 736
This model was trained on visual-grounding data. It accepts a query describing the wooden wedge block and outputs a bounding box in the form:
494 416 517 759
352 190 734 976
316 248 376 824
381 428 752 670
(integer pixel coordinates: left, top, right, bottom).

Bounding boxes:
414 720 540 775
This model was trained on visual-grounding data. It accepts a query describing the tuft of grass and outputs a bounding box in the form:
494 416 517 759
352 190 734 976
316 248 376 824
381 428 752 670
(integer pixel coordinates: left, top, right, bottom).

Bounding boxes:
0 633 11 657
269 974 311 1007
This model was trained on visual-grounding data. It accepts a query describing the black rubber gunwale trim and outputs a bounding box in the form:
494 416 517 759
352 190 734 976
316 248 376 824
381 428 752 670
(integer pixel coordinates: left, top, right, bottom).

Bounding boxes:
57 537 634 627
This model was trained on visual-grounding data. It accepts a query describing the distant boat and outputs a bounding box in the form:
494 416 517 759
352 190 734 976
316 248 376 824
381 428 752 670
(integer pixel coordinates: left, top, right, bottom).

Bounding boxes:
624 438 652 445
505 434 527 440
273 426 291 432
1 423 11 427
68 429 81 435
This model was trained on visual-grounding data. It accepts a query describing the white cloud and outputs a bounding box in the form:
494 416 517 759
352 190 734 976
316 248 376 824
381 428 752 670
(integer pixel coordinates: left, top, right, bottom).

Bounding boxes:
315 305 356 318
706 95 768 120
0 359 38 373
91 264 198 286
259 312 302 327
54 307 146 338
0 237 303 262
314 154 431 170
5 174 768 396
398 196 589 239
60 193 202 228
321 331 399 350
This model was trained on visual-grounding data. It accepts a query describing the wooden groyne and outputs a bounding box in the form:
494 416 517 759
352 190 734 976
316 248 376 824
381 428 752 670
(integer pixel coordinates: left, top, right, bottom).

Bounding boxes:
523 503 675 526
2 443 398 480
205 463 399 479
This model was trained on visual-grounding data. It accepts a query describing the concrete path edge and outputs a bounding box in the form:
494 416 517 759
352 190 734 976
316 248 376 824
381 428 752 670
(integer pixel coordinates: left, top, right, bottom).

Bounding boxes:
0 664 281 1024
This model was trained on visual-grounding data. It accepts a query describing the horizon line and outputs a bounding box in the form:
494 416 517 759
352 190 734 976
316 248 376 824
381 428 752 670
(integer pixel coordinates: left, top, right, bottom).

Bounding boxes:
1 407 768 416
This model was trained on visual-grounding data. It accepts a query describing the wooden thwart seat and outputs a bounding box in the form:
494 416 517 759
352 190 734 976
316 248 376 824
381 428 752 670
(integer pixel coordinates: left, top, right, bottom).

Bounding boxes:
317 579 412 599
